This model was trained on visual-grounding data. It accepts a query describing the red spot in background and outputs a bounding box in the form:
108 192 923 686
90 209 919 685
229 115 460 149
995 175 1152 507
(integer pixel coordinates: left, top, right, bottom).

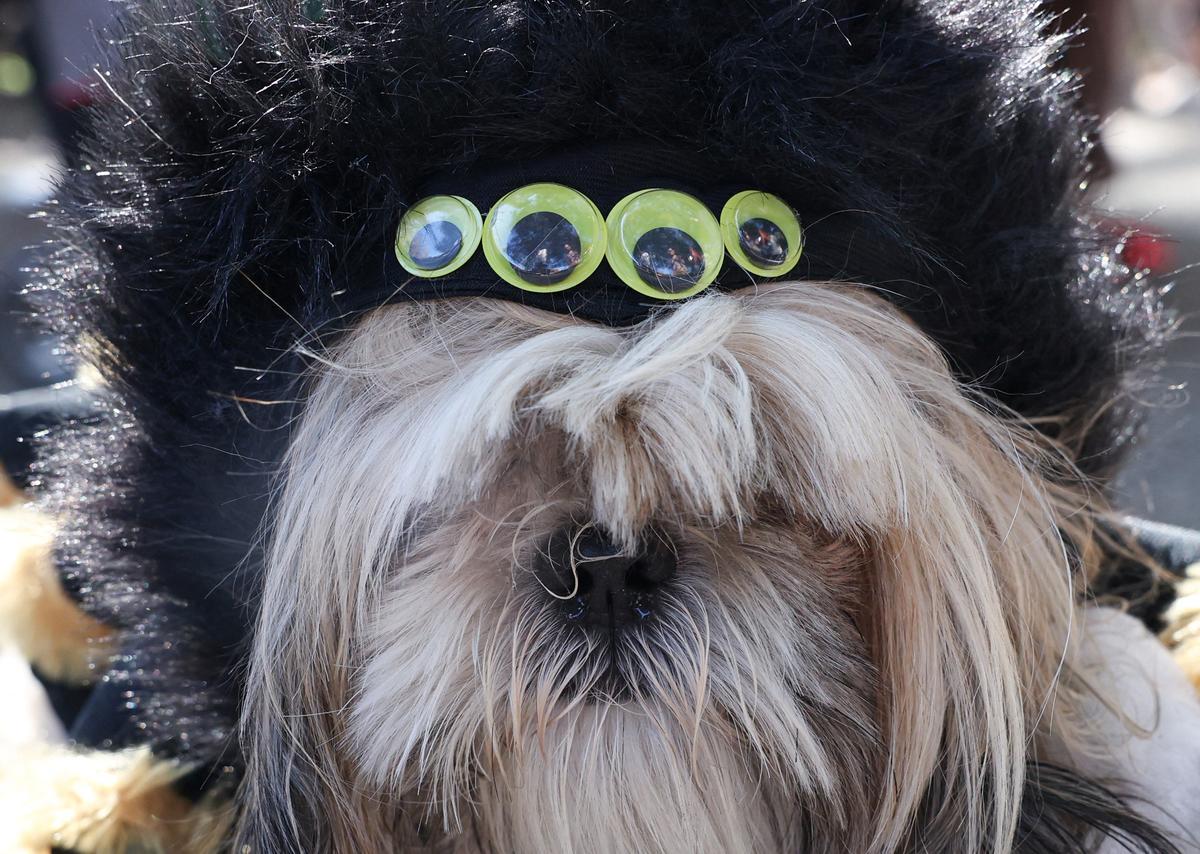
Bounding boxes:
1121 230 1174 274
47 80 96 111
1100 218 1175 275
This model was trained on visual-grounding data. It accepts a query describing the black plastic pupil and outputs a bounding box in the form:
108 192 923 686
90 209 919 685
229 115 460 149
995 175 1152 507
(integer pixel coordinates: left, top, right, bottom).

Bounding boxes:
505 211 583 285
632 227 705 293
738 217 788 266
408 220 464 270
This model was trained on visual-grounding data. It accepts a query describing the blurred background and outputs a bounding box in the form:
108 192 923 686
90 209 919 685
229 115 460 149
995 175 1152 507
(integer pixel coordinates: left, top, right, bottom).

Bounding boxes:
0 0 1197 526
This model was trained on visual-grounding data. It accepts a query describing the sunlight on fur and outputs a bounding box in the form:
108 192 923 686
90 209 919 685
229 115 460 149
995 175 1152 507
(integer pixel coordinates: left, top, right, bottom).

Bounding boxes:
235 282 1105 852
0 745 229 854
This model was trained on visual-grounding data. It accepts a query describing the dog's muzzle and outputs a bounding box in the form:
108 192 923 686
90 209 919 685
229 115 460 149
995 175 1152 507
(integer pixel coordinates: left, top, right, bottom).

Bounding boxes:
534 524 677 630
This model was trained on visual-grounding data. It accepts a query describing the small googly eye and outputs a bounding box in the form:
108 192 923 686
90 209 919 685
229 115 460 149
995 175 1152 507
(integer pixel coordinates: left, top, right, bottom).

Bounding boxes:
720 191 803 277
482 183 607 292
395 195 483 278
605 189 723 299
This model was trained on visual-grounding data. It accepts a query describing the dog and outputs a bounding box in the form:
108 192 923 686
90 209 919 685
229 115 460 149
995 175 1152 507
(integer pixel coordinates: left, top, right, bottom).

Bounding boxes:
5 1 1200 852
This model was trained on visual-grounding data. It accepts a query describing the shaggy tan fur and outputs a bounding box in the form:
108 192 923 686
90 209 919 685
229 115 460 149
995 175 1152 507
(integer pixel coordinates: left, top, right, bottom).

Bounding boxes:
0 501 113 683
1163 563 1200 691
0 745 229 854
234 283 1117 853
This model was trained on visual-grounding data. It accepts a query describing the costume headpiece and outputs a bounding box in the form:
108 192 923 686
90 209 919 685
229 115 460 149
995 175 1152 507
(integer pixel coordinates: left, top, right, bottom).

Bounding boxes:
372 143 805 323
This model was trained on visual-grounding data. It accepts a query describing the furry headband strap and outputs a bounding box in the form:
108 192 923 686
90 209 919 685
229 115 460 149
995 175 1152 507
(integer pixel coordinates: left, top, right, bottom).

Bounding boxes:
349 142 798 325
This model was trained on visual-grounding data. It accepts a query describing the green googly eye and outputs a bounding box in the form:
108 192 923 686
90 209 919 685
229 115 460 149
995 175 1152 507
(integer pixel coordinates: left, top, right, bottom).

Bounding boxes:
482 183 607 292
395 195 483 278
720 191 803 277
605 189 723 299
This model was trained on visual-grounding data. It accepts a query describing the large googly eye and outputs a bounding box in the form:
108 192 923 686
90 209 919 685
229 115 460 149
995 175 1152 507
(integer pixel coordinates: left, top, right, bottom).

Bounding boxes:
394 195 483 278
605 189 723 299
482 183 607 292
720 191 803 277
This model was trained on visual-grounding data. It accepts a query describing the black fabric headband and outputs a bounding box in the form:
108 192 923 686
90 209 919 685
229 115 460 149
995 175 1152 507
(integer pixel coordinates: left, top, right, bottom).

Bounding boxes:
339 141 791 326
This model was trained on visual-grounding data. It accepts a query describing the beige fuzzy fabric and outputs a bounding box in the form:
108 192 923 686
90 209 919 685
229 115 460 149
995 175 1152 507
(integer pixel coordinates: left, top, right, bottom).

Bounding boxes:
0 468 20 507
0 745 231 854
1 469 230 853
1162 563 1200 692
0 498 113 684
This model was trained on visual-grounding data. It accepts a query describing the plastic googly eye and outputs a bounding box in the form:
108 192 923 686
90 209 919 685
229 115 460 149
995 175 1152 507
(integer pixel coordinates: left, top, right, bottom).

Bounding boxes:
395 195 483 278
606 189 723 299
720 191 803 277
482 183 607 292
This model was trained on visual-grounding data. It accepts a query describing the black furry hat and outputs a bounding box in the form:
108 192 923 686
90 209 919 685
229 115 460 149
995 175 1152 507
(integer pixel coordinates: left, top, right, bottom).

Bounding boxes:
31 0 1162 799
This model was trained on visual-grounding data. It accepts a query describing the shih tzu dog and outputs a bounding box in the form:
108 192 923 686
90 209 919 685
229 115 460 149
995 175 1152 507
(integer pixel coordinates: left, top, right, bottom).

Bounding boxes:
4 0 1200 852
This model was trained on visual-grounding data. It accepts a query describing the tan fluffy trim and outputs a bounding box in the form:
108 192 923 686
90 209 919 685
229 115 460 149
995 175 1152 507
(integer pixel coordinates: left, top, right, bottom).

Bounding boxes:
0 745 231 854
0 467 19 507
0 503 114 683
1162 562 1200 692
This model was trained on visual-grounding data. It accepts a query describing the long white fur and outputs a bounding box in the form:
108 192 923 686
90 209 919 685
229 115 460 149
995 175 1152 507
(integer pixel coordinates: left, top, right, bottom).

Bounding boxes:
236 283 1103 852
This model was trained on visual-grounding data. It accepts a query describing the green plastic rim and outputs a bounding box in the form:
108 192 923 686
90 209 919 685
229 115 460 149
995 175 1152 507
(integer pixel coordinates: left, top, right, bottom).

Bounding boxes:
720 190 803 278
482 183 607 292
394 195 483 278
605 189 724 300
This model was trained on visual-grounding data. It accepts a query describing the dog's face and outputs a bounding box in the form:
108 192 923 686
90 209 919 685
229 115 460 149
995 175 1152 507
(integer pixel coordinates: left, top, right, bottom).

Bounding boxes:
240 283 1083 852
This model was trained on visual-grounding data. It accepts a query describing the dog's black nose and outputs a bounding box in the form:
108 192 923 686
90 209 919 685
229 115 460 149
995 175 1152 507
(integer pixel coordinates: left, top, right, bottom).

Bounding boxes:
535 525 677 629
